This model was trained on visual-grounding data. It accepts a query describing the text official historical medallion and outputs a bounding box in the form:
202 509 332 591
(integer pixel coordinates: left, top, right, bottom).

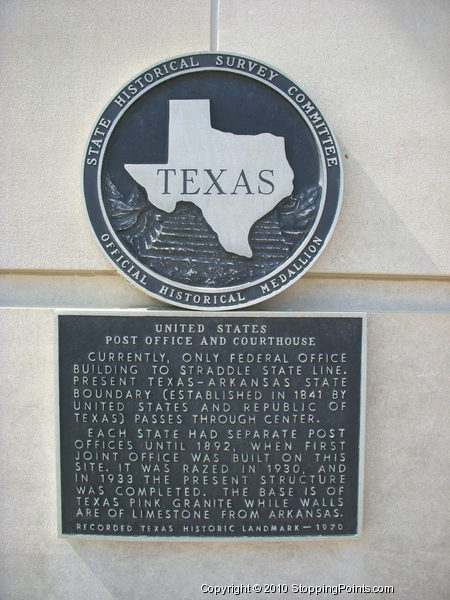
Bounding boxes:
83 53 343 310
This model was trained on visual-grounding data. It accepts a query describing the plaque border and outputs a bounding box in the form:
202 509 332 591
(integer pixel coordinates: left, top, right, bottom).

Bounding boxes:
55 310 366 542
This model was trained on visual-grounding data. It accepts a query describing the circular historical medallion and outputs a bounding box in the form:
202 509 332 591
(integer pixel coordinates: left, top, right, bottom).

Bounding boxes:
83 53 342 310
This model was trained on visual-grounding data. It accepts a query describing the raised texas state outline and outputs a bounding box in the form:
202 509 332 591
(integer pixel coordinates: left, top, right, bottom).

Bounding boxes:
125 99 294 257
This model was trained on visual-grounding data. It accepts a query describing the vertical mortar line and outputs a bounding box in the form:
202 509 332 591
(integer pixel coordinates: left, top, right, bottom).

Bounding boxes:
210 0 220 51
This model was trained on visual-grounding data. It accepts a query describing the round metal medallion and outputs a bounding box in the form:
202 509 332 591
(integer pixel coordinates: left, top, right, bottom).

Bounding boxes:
83 53 343 310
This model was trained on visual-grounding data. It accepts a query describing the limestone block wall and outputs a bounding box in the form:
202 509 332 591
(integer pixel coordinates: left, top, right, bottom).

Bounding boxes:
1 1 449 599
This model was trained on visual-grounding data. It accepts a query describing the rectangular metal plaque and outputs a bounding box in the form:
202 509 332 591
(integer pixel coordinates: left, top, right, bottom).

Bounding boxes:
56 311 366 540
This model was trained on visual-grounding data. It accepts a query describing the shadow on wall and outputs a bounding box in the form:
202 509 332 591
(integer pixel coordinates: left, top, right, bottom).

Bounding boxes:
67 535 357 599
310 151 441 275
